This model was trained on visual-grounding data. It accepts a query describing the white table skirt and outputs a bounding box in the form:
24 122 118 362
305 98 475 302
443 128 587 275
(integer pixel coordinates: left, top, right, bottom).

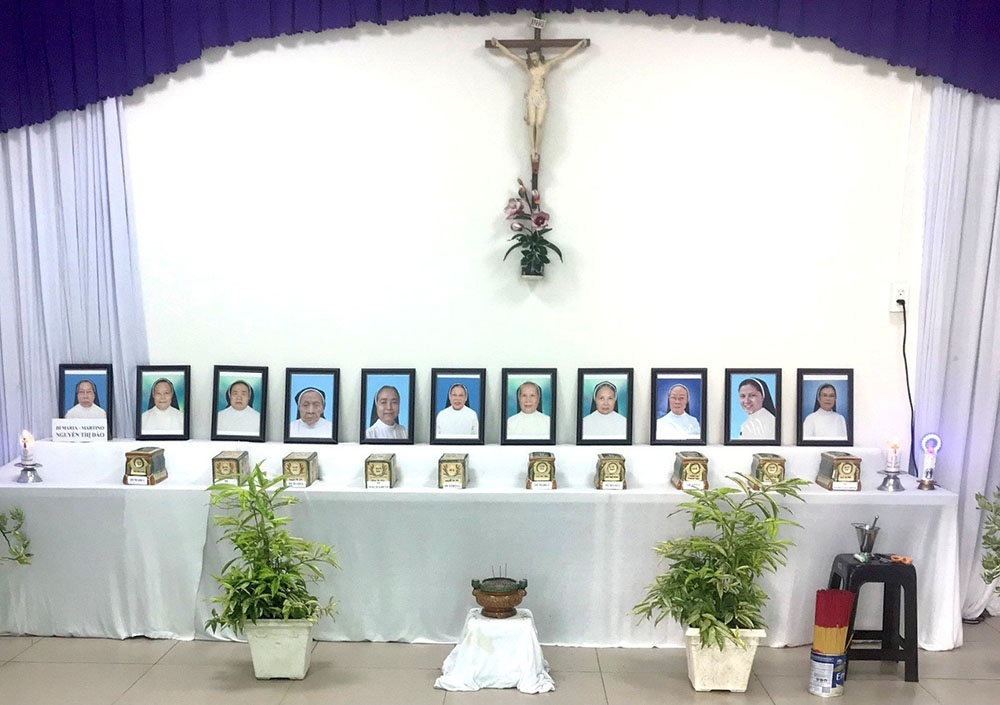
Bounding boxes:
0 441 962 650
435 608 554 693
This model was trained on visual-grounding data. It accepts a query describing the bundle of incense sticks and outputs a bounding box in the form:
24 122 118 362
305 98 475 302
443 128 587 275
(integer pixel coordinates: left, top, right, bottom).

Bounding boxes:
813 589 855 655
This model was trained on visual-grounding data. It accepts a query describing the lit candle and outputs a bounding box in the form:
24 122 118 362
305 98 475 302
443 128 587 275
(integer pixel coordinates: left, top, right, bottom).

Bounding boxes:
886 440 900 471
20 430 34 464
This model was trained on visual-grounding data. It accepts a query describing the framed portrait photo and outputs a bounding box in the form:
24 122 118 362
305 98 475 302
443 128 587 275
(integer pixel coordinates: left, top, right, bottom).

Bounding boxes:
501 369 557 445
650 368 707 445
360 369 415 445
724 369 782 446
135 365 190 440
797 368 854 446
284 368 339 444
58 363 113 436
211 366 268 442
576 368 633 445
430 368 486 445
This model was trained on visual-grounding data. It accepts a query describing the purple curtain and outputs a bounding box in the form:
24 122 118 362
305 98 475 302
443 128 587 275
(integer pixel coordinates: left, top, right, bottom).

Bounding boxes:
2 1 999 133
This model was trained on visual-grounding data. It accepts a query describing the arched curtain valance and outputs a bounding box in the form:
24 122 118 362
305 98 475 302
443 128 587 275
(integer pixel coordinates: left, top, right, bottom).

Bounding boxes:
2 1 998 133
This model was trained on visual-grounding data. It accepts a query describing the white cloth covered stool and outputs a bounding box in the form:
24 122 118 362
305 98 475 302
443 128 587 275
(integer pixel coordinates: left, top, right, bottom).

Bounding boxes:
435 608 555 693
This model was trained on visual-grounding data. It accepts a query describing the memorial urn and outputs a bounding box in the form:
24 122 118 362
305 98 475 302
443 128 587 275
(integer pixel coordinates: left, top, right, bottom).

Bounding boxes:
471 577 528 619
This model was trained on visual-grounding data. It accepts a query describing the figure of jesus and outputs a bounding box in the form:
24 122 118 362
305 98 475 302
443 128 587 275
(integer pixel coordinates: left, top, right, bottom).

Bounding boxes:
491 38 587 160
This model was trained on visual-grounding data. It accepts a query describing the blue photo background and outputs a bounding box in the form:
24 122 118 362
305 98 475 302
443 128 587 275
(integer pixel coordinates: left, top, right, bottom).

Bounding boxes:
435 374 483 415
654 375 703 422
140 371 186 411
580 373 630 419
728 372 778 438
505 374 554 418
799 375 851 425
216 372 264 412
62 370 109 415
364 373 412 430
288 373 336 422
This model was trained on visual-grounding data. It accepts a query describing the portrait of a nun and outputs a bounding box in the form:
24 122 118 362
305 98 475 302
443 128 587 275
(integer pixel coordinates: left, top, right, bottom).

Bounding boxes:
140 378 184 434
289 387 334 439
65 379 106 419
506 381 551 439
655 383 701 440
802 383 848 440
737 377 776 440
365 385 408 440
581 381 627 440
435 383 480 439
216 380 262 435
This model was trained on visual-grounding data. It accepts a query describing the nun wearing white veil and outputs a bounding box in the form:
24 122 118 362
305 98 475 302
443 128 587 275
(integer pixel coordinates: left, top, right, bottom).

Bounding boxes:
436 383 480 438
737 377 776 440
655 383 701 440
581 381 627 439
506 381 550 439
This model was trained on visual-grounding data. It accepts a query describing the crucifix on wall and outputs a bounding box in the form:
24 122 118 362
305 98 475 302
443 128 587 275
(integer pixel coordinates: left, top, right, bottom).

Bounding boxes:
487 14 590 191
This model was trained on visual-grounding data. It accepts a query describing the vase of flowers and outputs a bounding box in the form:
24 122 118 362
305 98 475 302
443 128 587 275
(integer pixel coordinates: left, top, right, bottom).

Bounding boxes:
502 179 562 278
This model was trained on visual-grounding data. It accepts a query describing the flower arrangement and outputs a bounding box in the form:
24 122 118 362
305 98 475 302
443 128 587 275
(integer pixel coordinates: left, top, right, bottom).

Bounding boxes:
502 179 562 277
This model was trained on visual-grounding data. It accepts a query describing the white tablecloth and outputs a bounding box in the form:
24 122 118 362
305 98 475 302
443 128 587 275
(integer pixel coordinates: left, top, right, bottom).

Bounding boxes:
435 608 554 693
0 441 963 650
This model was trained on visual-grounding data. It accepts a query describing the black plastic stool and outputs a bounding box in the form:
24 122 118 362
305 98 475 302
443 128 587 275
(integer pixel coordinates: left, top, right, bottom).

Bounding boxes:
827 553 918 682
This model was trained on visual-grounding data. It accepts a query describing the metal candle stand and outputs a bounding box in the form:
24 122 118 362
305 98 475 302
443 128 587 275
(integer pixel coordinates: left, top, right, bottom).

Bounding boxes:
15 459 43 483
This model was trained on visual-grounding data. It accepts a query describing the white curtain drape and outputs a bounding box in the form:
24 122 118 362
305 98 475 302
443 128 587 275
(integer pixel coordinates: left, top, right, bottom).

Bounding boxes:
917 81 1000 619
0 99 148 463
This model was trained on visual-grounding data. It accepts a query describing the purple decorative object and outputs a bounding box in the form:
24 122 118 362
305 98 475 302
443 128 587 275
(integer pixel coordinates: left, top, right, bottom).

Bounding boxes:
530 211 549 229
2 2 1000 133
504 199 524 219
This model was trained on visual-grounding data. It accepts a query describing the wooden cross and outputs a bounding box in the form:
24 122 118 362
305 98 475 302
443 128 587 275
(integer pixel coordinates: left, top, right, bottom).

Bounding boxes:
486 13 590 191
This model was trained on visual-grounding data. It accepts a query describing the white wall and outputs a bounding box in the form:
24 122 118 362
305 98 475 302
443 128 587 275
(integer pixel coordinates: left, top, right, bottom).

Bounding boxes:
123 12 929 450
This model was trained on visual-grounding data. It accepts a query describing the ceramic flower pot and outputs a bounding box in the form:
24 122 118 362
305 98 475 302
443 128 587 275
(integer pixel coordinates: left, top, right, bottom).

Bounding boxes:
244 619 315 679
471 577 527 618
520 265 544 278
684 627 765 692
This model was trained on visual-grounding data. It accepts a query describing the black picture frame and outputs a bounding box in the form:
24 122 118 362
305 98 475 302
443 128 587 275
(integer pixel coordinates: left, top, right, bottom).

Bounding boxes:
724 368 782 446
500 368 557 445
135 365 191 441
649 368 708 446
283 367 340 444
360 368 416 445
58 363 114 437
211 365 268 442
576 368 634 445
796 368 854 447
429 368 486 445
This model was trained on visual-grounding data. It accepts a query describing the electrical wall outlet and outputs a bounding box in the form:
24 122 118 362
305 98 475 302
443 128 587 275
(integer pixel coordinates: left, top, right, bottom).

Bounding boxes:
889 282 909 312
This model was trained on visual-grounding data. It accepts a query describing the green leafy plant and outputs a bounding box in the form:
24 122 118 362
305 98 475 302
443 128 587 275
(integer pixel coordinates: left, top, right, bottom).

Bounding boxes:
976 488 1000 595
502 179 562 276
205 463 337 635
633 474 808 650
0 507 31 565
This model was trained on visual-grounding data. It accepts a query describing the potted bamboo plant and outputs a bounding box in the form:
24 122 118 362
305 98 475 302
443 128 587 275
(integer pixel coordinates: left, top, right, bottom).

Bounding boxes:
206 463 337 679
976 488 1000 595
0 507 30 565
633 473 808 692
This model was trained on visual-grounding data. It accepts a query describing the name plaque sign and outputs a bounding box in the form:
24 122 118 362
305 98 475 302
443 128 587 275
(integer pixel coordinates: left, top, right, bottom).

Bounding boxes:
52 419 108 442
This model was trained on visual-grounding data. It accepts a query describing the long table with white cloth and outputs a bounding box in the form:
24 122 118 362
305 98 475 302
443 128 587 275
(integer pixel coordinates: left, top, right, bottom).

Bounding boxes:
0 441 962 650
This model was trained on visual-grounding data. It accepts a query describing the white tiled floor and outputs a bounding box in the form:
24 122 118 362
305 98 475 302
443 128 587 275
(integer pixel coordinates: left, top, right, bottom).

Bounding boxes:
0 619 997 705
